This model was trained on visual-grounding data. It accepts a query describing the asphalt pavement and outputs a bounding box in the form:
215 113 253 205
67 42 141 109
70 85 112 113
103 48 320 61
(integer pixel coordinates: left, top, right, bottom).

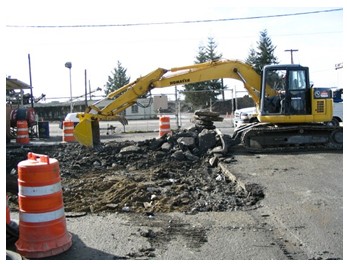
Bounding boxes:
6 117 343 260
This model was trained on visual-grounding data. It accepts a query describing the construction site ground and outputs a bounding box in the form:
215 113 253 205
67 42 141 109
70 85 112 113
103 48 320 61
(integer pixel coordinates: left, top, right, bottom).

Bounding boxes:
6 118 343 260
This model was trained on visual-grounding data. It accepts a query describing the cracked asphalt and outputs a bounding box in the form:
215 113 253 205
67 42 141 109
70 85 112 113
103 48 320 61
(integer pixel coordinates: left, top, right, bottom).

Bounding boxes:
6 119 343 260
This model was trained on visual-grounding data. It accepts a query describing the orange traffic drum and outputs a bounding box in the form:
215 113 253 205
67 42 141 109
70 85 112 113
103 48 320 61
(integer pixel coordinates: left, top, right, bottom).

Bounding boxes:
159 116 171 137
62 121 75 142
16 120 29 144
15 152 72 259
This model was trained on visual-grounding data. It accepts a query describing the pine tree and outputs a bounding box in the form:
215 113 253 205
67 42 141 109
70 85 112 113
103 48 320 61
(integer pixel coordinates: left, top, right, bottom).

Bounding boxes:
105 61 130 95
245 29 278 74
205 37 222 61
195 45 208 63
184 37 225 109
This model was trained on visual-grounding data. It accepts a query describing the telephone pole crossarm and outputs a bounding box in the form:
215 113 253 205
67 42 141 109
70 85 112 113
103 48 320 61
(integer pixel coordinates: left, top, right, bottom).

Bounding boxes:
285 49 299 64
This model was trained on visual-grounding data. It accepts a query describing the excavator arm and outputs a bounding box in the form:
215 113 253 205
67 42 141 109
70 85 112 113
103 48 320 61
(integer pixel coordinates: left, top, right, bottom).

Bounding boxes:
152 60 265 104
74 59 271 147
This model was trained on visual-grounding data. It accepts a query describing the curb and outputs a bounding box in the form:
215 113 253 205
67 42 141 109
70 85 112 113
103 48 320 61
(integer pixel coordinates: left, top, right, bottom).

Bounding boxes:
218 162 253 193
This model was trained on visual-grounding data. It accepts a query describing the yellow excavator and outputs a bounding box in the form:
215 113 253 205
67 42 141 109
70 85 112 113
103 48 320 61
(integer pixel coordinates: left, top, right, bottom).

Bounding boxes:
74 59 343 151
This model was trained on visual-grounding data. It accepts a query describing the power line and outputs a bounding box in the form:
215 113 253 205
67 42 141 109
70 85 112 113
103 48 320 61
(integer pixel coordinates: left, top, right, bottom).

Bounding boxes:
6 8 342 28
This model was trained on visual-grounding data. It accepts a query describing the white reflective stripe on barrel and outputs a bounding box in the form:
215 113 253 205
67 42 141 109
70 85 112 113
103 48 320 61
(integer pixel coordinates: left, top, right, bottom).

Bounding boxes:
17 128 28 131
20 207 65 223
19 182 62 196
64 133 74 137
17 135 29 138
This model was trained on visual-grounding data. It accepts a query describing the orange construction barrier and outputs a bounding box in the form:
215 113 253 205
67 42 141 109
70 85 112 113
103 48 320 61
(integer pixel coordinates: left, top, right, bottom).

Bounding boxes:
6 195 11 225
159 116 171 137
16 120 30 144
15 152 72 259
62 121 75 142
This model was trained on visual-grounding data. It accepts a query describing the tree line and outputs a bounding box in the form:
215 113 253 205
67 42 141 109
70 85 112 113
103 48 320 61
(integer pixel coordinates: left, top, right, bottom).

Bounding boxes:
105 29 278 109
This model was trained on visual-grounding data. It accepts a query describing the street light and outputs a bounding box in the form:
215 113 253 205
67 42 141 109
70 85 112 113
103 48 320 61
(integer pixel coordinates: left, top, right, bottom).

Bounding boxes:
64 62 73 113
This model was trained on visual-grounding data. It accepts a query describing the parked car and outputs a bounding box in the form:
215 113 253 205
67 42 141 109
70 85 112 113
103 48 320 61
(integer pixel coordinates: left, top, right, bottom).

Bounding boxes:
233 107 258 128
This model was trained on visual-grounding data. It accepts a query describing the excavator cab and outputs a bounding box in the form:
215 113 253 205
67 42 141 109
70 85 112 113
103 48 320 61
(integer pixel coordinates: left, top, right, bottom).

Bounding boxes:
260 65 311 116
257 64 334 125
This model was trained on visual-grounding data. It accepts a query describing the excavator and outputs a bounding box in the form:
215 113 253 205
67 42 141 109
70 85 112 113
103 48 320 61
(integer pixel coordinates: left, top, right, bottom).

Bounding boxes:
74 59 343 152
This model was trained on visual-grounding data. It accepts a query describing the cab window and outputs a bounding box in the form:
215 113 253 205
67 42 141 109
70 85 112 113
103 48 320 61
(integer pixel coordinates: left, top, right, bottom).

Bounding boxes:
288 70 306 90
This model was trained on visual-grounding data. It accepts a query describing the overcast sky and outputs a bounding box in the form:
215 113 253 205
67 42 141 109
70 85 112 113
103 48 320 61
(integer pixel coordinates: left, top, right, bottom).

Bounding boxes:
4 0 344 102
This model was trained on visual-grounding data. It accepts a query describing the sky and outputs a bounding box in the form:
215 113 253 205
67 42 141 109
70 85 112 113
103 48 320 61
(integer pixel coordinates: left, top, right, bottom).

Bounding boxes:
4 0 345 103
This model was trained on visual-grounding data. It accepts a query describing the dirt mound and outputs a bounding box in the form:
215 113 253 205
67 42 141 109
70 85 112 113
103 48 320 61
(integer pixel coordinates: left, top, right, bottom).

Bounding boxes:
6 125 264 214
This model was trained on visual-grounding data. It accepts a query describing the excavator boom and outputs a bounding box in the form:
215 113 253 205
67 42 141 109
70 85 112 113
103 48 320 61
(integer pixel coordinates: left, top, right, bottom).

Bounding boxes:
74 60 264 147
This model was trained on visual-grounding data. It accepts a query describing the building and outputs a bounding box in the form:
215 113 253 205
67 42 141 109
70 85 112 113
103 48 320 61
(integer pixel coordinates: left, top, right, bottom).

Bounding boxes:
33 95 169 121
6 76 170 122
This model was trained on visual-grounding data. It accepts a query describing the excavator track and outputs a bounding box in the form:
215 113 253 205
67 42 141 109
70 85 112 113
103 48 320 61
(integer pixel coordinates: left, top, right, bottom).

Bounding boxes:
238 123 343 153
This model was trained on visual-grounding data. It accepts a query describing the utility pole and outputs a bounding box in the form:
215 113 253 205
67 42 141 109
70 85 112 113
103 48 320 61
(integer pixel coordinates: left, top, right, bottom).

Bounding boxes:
84 69 88 108
28 54 34 108
285 49 299 64
64 62 73 113
175 86 180 129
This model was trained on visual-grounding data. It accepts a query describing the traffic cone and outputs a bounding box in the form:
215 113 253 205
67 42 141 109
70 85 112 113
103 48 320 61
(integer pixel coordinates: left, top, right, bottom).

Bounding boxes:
159 116 171 137
15 152 72 258
62 121 75 142
16 120 30 144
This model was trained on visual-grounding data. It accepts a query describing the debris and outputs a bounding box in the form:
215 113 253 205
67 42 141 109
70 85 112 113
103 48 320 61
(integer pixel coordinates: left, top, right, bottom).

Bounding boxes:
209 156 219 167
191 110 223 130
215 174 225 182
120 145 141 154
140 229 156 238
6 118 264 214
198 129 217 152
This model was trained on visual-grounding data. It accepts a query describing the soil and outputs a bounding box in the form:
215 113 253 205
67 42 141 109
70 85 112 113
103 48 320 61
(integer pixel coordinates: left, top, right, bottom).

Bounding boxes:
6 125 264 214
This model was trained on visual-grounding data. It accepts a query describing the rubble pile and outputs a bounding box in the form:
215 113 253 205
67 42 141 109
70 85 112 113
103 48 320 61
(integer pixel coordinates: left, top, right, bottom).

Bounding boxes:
190 110 224 130
6 118 264 214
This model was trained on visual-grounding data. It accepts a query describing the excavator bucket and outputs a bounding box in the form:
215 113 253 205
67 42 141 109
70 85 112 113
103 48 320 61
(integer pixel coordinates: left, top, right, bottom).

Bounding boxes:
74 114 100 147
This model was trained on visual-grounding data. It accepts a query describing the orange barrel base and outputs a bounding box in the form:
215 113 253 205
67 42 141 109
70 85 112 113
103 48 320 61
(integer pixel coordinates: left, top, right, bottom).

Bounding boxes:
15 218 72 259
15 152 72 259
62 121 75 142
159 116 171 137
16 120 30 144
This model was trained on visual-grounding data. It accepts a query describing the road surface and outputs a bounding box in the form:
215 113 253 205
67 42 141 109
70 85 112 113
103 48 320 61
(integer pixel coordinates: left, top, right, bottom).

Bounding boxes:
7 115 343 260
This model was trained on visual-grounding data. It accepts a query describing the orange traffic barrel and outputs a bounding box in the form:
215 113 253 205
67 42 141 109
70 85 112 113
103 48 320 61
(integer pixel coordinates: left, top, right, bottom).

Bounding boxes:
6 195 10 225
16 120 30 144
159 116 171 137
15 152 72 259
62 121 75 142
